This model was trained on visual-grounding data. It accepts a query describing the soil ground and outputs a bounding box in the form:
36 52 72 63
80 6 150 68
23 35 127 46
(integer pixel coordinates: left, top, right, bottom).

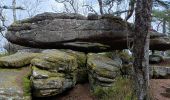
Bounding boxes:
150 79 170 100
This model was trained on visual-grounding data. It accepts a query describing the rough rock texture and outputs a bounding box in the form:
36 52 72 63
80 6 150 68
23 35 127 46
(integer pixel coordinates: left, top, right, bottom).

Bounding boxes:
0 67 31 100
150 66 170 78
4 42 43 53
5 12 132 52
31 50 78 97
149 55 163 64
6 12 170 52
87 53 121 91
65 50 88 83
0 52 39 68
150 36 170 51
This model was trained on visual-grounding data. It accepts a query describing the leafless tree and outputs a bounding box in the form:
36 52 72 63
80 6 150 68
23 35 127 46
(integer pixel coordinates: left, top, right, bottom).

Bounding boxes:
55 0 79 13
21 0 44 17
12 0 16 22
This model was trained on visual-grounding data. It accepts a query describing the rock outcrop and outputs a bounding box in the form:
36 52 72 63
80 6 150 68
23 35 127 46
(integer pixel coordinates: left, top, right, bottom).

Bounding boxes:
87 53 121 91
0 52 38 68
5 12 170 52
5 13 130 52
31 50 78 97
149 55 163 64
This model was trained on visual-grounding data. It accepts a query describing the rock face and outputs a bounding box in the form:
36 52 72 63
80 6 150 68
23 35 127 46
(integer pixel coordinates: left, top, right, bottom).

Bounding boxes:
87 53 121 91
6 12 170 52
150 66 170 78
149 55 163 64
4 42 43 53
31 50 79 97
0 52 38 68
5 12 132 52
0 67 31 100
64 50 88 83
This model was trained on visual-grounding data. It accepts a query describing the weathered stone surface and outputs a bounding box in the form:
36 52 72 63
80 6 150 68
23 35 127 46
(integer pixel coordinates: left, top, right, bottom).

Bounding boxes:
65 50 88 83
4 42 43 53
87 53 121 91
6 12 170 52
0 67 31 99
150 66 170 78
31 50 78 72
150 36 170 51
149 55 163 64
31 50 78 97
5 12 133 52
0 52 38 68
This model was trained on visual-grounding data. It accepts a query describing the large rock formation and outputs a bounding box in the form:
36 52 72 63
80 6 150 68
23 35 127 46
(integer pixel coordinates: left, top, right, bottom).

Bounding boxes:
31 50 81 97
87 53 121 91
6 12 170 52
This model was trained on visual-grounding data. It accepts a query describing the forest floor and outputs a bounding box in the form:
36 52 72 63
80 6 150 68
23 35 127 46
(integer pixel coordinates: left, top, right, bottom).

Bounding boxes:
33 80 170 100
150 79 170 100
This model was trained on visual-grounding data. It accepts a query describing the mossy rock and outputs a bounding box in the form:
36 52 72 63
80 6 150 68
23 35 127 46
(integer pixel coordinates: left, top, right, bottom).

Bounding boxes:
0 52 39 68
87 53 122 94
32 66 65 79
92 77 137 100
65 50 88 83
87 53 121 79
0 67 32 99
32 76 75 97
31 50 78 73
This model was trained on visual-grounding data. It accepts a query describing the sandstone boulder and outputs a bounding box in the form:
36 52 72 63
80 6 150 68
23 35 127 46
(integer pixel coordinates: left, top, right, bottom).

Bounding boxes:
6 13 170 52
31 50 78 97
87 53 121 91
150 66 170 78
0 52 38 68
64 50 88 83
149 55 163 64
6 12 133 52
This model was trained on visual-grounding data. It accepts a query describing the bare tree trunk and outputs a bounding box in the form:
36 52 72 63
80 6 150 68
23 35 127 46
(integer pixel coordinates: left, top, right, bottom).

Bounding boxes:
163 19 166 34
133 0 152 99
98 0 103 15
12 0 17 22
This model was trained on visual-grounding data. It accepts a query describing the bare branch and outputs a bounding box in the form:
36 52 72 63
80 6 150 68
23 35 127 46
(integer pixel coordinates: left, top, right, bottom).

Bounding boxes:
83 5 98 14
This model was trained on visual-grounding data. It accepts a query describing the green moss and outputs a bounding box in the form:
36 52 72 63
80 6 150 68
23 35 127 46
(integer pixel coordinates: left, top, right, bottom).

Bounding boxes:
103 51 133 62
92 77 137 100
23 76 31 96
32 66 65 78
0 52 39 68
0 52 13 57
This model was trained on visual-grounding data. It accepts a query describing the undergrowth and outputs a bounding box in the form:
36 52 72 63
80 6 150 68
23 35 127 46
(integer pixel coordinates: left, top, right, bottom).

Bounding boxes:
93 77 137 100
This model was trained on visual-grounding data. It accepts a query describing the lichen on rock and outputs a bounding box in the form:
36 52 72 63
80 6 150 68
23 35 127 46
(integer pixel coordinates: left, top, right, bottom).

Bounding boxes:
0 52 39 68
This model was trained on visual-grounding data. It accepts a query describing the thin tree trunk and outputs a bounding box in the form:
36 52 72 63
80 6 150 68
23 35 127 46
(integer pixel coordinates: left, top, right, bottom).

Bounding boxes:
98 0 103 15
163 19 166 34
12 0 17 22
133 0 152 99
